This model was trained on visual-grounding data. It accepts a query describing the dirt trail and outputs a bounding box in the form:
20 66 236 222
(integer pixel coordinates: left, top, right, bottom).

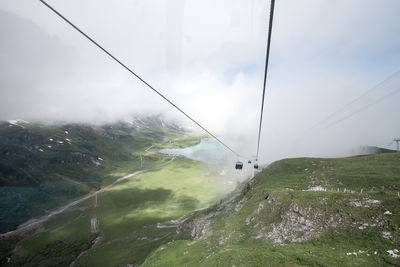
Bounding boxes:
68 236 102 267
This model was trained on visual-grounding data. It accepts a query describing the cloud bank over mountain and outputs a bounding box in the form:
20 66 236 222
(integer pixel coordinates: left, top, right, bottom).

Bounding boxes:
1 0 400 162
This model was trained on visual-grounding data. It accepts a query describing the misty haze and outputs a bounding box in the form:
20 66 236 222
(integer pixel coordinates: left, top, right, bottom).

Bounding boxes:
0 0 399 266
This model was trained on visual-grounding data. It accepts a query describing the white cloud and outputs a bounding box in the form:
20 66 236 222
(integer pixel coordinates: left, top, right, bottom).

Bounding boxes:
0 0 399 162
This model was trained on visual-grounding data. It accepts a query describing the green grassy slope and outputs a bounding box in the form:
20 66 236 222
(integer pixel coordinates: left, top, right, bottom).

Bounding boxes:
1 156 233 266
144 152 400 266
0 117 199 233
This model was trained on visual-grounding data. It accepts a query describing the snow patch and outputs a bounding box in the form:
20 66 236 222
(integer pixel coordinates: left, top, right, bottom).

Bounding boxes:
7 120 25 128
387 249 399 258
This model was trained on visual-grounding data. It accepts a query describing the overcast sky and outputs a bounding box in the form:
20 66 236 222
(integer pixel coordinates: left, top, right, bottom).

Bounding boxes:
1 0 400 162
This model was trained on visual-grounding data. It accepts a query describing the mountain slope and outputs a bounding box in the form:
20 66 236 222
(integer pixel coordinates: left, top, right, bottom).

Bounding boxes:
0 116 193 233
0 146 229 267
143 152 400 266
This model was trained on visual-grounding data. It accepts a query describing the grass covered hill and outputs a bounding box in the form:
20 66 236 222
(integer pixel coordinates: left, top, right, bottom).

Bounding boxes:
0 136 231 266
1 156 230 267
144 151 400 266
0 116 196 233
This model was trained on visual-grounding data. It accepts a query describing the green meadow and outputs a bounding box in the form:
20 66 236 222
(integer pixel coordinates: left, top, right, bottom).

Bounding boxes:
0 118 206 234
144 152 400 266
4 153 235 266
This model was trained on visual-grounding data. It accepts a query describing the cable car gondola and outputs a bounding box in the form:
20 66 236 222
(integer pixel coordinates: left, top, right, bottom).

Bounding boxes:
248 160 252 164
235 161 243 170
254 163 259 169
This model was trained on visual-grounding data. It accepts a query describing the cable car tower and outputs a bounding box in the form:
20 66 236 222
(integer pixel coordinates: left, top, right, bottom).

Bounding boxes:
394 138 400 151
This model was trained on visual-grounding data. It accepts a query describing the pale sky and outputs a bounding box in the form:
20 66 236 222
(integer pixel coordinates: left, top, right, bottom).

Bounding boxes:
1 0 400 163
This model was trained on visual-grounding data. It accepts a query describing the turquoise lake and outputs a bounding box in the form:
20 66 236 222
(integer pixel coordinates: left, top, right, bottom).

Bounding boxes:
159 139 229 165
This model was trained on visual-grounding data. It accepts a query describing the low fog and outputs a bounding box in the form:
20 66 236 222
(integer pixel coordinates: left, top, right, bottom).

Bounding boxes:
1 0 400 163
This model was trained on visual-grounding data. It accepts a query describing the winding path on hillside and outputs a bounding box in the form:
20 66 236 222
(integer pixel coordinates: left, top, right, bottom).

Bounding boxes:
0 155 176 238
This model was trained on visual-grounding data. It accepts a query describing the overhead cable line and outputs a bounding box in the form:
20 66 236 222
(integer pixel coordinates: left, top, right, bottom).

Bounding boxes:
256 0 276 161
307 69 400 131
39 0 243 158
325 86 400 128
293 69 400 143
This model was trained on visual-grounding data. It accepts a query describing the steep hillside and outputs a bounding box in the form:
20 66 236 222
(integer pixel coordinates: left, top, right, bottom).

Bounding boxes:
0 145 231 267
0 116 195 233
144 152 400 266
